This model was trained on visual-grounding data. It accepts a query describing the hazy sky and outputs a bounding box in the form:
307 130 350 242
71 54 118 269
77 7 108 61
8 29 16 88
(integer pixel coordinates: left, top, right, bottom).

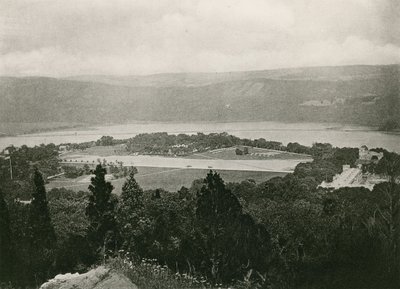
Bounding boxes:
0 0 399 76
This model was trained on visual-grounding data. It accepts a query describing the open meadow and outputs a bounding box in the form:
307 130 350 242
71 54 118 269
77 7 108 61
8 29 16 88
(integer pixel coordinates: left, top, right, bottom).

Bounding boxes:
46 166 286 193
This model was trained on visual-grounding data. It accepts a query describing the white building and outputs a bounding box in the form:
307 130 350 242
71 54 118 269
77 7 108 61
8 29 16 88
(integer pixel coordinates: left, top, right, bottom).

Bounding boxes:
319 165 370 190
359 145 383 163
319 163 391 190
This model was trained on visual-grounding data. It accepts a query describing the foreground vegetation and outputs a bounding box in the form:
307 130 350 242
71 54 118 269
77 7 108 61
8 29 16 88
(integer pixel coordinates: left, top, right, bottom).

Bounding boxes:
1 138 400 289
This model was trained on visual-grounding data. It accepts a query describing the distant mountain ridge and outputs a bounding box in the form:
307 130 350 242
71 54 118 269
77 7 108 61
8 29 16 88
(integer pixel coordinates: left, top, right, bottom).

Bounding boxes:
1 64 399 128
64 64 398 87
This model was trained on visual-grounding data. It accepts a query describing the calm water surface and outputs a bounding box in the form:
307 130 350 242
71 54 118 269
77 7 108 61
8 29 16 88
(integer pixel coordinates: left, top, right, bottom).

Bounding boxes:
1 121 399 152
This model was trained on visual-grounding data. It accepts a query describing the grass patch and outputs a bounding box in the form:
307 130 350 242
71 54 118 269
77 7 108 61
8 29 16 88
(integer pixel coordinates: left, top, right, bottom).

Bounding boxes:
84 145 128 156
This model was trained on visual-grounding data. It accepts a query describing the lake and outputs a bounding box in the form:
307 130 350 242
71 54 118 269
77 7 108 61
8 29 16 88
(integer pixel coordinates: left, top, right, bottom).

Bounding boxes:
1 121 399 152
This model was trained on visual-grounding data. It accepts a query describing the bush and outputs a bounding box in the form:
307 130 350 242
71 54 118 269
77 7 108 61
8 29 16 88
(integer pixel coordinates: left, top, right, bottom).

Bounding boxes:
62 166 85 178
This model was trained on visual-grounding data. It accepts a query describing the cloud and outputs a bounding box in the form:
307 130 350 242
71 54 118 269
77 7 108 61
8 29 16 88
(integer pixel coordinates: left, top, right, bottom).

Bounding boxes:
0 0 398 76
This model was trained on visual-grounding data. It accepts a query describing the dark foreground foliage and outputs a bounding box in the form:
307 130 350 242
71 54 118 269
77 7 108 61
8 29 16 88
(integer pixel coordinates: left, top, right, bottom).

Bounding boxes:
0 142 400 288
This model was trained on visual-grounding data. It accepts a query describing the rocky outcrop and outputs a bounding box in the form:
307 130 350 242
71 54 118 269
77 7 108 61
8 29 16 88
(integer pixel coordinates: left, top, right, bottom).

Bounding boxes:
40 266 137 289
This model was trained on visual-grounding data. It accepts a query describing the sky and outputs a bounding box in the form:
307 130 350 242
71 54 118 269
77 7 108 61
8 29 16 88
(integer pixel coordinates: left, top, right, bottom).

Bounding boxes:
0 0 399 76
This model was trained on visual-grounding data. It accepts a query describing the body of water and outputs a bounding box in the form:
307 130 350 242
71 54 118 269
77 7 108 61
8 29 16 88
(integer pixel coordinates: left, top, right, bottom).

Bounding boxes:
1 121 399 152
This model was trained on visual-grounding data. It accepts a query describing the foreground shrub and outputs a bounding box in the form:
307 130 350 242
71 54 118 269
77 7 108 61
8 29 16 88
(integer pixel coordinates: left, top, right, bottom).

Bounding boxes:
107 256 269 289
108 256 212 289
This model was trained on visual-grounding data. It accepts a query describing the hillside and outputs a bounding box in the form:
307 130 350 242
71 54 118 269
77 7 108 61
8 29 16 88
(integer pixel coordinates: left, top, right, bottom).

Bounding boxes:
1 65 399 128
65 65 399 87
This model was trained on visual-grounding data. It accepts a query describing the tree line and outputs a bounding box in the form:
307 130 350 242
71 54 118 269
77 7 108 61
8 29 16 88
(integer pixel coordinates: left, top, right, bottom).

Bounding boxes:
62 132 346 158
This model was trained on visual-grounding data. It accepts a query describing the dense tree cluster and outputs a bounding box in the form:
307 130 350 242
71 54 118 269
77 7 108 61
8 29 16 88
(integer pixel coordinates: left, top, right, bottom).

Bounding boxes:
0 144 60 181
62 136 127 151
0 189 12 283
2 170 57 286
125 132 241 155
122 133 356 160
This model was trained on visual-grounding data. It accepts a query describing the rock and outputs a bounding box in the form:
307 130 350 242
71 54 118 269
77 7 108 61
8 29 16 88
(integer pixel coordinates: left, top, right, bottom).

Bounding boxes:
40 266 138 289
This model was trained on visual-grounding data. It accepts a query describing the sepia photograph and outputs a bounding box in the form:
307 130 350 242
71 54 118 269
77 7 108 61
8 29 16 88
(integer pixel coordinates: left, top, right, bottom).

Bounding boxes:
0 0 399 288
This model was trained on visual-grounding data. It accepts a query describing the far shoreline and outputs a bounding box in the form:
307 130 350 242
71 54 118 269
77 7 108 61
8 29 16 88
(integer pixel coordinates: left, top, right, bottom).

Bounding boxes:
3 120 399 139
2 121 400 154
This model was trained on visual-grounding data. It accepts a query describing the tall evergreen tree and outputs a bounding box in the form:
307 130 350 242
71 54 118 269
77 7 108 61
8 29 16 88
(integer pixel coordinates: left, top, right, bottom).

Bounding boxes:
29 169 56 283
0 189 12 282
195 171 272 284
196 171 243 283
117 168 144 253
86 164 118 259
375 153 400 284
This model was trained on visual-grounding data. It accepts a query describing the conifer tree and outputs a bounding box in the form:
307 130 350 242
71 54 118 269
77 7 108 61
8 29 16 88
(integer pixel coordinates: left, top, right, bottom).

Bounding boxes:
117 168 144 253
195 171 271 284
196 171 243 283
29 169 56 282
0 189 12 282
375 152 400 282
86 164 118 259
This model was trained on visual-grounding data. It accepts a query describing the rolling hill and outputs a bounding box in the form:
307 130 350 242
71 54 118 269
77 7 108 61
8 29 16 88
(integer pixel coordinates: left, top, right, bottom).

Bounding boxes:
1 65 398 129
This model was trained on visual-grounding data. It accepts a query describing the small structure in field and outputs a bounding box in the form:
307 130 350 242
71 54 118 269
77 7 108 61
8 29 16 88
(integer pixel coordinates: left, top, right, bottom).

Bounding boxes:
235 146 250 155
14 198 32 205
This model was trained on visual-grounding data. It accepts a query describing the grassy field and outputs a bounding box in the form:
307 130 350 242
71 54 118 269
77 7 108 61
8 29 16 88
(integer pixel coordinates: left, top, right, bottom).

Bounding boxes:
83 144 128 156
46 166 286 194
54 146 301 193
